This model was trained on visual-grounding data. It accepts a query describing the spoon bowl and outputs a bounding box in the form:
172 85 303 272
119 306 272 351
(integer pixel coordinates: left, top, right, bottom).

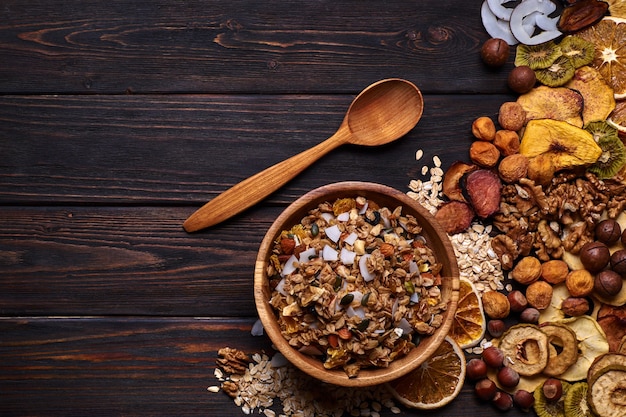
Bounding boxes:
183 78 424 232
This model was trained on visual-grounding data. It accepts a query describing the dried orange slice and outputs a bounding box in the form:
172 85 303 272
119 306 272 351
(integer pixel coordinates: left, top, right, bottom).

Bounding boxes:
387 336 466 410
448 278 486 349
577 17 626 99
608 99 626 134
606 0 626 19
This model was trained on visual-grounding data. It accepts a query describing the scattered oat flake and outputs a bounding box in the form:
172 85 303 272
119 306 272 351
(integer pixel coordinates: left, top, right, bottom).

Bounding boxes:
207 386 220 393
415 149 424 160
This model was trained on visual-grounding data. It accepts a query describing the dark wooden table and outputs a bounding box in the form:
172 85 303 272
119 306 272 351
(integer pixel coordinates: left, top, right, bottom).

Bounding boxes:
0 1 528 415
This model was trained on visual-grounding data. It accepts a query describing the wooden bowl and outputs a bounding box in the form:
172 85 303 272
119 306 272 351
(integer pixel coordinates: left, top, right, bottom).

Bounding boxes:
254 181 460 387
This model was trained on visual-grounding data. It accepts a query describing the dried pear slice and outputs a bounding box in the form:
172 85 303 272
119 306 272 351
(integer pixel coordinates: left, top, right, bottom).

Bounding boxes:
565 66 616 125
520 119 602 172
517 86 584 127
499 324 549 376
558 316 610 382
541 323 579 377
587 366 626 417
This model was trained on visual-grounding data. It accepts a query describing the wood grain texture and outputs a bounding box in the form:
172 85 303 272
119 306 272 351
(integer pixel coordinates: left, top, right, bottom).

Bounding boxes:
0 0 507 94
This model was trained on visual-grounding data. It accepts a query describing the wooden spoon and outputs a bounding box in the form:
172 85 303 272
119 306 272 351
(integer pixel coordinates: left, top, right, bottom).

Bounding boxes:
183 78 424 232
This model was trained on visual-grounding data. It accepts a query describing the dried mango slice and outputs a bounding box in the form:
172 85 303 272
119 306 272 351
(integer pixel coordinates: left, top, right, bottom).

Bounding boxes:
520 119 602 171
517 86 584 127
565 66 616 125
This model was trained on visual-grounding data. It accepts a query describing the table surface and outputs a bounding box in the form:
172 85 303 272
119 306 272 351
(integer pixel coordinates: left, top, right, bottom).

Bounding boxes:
0 1 531 415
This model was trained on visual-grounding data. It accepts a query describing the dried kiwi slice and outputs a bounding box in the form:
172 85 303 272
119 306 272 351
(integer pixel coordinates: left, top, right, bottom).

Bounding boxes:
559 36 595 69
534 380 571 417
564 382 592 417
515 42 562 70
535 56 576 87
585 121 619 143
499 324 549 376
588 135 626 179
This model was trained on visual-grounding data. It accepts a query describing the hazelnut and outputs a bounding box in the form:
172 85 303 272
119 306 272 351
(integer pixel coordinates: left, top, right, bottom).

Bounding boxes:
482 291 511 319
481 38 510 67
542 378 563 403
470 140 500 168
510 256 542 285
492 391 514 411
497 366 520 388
507 290 528 313
595 270 623 297
508 65 536 94
541 259 569 285
595 219 622 245
579 241 610 272
513 389 535 411
566 269 595 297
493 129 520 156
525 281 553 310
611 249 626 276
472 116 496 141
482 346 505 368
488 319 507 338
498 102 526 132
475 378 498 401
519 307 540 323
498 153 529 183
560 297 590 317
466 358 488 380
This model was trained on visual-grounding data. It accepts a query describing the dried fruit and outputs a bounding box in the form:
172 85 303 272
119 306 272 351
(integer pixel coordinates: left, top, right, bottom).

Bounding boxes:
535 56 576 87
510 256 542 285
533 379 570 417
472 116 497 141
541 323 578 377
387 336 466 409
559 36 595 69
588 366 626 417
508 0 561 45
588 135 626 179
498 324 549 377
557 316 609 382
565 66 616 125
481 37 510 67
541 260 569 285
563 382 591 417
558 0 609 33
517 86 584 127
584 120 620 144
449 278 487 349
519 119 602 173
526 281 553 310
596 315 626 352
498 153 529 183
470 140 500 167
515 41 562 70
498 101 526 131
442 161 477 202
482 290 510 319
577 17 626 99
566 269 596 297
587 352 626 384
464 169 502 218
434 200 474 234
508 65 537 94
607 99 626 134
605 0 626 18
493 129 520 156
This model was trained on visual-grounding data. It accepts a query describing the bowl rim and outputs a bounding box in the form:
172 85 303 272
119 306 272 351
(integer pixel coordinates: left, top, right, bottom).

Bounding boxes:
254 181 460 387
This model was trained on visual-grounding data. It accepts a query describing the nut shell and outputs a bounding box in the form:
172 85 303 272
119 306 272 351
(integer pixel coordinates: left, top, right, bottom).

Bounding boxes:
481 38 510 67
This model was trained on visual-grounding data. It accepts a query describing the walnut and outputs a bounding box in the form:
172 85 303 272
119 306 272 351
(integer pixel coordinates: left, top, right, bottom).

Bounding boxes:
525 281 553 310
216 347 251 375
481 290 511 319
220 380 239 398
491 234 519 270
510 256 542 285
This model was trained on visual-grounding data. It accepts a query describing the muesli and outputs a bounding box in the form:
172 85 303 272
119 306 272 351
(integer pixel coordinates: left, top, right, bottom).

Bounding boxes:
265 196 448 377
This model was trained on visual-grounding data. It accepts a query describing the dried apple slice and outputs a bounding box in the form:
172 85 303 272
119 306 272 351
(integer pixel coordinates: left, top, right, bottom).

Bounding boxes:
565 66 616 125
557 315 610 382
588 366 626 417
442 161 477 203
499 324 549 376
540 322 579 376
517 86 584 127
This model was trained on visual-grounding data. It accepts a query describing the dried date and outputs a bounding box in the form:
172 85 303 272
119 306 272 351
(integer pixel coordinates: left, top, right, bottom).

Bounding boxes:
558 0 609 33
464 169 503 218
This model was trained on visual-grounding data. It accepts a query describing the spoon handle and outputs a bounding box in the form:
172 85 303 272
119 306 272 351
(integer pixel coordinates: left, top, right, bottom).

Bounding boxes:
183 130 347 232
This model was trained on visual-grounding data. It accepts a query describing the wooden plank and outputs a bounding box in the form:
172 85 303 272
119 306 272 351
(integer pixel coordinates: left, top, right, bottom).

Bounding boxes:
0 0 507 94
0 94 509 204
0 317 522 417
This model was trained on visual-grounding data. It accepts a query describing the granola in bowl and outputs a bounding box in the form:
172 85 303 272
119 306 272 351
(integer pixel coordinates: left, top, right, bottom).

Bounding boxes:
254 182 459 387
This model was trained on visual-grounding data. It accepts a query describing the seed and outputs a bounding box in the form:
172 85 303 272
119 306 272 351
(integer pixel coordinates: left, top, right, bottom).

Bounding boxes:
311 223 319 237
361 292 371 306
340 293 354 305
